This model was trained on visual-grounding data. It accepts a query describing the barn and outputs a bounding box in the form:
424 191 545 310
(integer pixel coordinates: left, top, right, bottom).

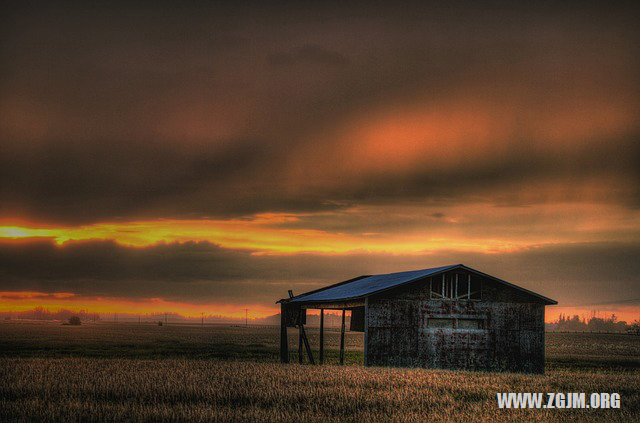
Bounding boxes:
278 264 556 373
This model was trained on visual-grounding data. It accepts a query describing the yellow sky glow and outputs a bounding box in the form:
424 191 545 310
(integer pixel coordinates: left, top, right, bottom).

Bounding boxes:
0 216 527 254
1 201 638 255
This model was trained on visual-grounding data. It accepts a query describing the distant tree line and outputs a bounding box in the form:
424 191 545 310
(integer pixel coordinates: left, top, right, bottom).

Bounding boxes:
0 307 100 322
0 307 353 327
548 313 640 334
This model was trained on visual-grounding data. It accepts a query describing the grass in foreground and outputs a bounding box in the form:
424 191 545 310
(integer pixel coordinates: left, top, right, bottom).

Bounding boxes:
1 358 638 422
0 322 638 421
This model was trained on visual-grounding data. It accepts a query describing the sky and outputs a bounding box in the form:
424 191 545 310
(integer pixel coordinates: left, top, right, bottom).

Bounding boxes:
1 1 639 322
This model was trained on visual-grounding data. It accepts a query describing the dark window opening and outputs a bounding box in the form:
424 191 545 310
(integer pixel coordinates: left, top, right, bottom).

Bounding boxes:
431 278 443 298
469 275 481 300
349 307 365 332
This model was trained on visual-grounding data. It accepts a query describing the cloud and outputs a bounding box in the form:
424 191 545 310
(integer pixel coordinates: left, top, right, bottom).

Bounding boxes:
266 45 349 67
1 2 638 224
1 239 638 307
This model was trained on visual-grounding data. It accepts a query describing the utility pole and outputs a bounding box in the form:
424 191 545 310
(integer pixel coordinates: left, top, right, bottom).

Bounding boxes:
201 312 204 327
164 312 168 324
244 308 248 327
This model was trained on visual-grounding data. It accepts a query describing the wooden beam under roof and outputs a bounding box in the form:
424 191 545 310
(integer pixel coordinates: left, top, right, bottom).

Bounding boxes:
300 300 365 309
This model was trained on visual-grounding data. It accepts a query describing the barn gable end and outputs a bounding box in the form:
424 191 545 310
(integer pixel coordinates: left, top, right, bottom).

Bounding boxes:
365 268 545 372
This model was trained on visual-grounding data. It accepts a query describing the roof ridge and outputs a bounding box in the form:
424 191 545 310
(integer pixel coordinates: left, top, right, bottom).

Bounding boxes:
282 264 556 305
372 264 461 277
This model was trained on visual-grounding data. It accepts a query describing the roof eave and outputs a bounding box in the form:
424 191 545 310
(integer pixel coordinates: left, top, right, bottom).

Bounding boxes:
280 274 371 304
279 295 367 305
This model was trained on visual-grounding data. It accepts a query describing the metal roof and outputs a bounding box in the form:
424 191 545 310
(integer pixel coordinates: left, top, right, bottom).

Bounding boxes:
283 264 557 305
288 264 459 303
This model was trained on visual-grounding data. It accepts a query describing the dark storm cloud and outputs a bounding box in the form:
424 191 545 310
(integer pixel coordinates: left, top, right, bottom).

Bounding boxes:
1 1 639 224
1 239 639 307
266 45 349 67
331 137 640 206
0 137 282 223
0 239 376 304
1 131 638 224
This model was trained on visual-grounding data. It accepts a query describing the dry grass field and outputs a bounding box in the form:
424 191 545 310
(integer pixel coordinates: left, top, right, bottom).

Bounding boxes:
1 321 638 422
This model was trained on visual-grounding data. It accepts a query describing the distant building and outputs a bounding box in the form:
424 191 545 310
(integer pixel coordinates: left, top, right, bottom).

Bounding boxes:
278 264 556 373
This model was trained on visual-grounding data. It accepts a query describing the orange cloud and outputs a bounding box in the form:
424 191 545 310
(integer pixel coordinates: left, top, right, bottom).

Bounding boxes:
287 88 638 188
339 104 506 172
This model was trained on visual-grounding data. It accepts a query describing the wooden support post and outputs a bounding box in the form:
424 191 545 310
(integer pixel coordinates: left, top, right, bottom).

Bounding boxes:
455 273 458 299
339 309 346 365
300 323 315 365
364 298 368 367
287 290 306 365
319 309 324 365
298 326 303 364
280 305 289 363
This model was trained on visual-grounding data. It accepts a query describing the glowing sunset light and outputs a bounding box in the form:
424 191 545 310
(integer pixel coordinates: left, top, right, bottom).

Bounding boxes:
0 226 58 239
546 305 640 326
1 291 637 324
0 292 278 319
0 220 583 255
2 201 637 254
0 221 522 254
0 215 528 254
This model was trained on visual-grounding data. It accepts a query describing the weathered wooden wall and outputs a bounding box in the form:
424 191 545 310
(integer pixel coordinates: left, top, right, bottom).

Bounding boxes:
365 270 546 373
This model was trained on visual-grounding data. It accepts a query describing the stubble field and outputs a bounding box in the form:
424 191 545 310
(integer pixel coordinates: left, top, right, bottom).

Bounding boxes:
0 321 638 422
